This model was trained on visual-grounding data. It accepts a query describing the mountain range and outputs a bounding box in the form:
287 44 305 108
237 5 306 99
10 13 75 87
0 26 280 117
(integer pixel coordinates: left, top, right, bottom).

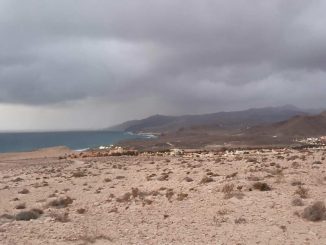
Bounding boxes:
111 105 326 150
108 105 317 133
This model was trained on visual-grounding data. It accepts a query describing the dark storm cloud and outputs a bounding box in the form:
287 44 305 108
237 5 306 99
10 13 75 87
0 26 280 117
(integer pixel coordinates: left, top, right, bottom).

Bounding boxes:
1 0 326 111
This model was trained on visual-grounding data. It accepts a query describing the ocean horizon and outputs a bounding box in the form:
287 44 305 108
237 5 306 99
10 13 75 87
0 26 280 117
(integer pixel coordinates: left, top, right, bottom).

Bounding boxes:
0 131 149 153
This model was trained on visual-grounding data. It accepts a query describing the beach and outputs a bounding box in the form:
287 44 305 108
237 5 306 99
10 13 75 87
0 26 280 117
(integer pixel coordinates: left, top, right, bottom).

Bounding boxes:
1 146 326 244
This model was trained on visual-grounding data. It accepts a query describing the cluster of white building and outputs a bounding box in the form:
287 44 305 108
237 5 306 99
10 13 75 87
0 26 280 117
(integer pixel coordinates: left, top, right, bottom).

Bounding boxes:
296 136 326 145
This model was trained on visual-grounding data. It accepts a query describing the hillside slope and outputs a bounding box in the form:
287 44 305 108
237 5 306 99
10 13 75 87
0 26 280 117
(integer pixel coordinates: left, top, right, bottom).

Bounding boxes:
247 112 326 138
108 105 307 133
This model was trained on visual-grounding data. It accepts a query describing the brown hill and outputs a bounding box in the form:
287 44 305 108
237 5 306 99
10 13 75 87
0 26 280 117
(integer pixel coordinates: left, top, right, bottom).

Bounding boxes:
120 111 326 151
108 105 308 133
247 112 326 138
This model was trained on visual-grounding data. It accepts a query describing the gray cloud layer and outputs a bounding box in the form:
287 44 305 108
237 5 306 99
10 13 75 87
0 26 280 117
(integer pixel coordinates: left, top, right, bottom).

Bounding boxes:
1 0 326 129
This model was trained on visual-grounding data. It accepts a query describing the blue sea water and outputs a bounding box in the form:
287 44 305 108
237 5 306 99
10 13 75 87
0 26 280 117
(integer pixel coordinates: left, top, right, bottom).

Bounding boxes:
0 131 145 153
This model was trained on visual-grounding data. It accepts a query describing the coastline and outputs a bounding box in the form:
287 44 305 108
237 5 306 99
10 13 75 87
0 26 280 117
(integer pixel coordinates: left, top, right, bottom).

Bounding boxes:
0 130 146 154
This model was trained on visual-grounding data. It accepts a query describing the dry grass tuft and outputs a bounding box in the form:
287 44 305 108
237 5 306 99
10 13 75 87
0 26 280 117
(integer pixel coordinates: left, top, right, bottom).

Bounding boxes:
221 183 235 199
295 186 309 199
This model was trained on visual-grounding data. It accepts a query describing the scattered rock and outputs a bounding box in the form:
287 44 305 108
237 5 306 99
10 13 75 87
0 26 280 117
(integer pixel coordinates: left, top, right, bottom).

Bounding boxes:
18 189 29 194
15 203 26 209
184 176 194 182
76 208 86 214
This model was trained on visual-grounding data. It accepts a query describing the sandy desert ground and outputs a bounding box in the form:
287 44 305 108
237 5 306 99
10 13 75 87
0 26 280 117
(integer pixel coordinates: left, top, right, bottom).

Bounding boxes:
1 147 326 244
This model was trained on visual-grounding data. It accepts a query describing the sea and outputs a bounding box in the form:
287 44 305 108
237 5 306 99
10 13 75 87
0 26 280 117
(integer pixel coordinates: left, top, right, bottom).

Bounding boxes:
0 131 152 153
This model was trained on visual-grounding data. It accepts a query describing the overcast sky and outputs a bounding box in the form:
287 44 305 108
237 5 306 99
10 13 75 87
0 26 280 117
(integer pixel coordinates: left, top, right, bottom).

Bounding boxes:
0 0 326 130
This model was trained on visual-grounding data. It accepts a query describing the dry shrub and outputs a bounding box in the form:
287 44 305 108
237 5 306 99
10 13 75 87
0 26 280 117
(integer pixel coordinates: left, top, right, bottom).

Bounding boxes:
247 175 261 181
116 188 159 205
292 198 304 206
141 198 153 206
115 175 125 180
271 169 285 183
78 234 113 244
234 156 243 161
287 155 299 161
291 162 300 169
12 177 23 182
50 211 70 222
15 209 43 221
200 176 214 184
291 180 303 186
226 172 238 179
302 201 326 222
217 208 229 216
295 186 309 199
146 173 156 181
165 189 174 201
246 158 258 164
313 161 323 165
77 208 86 214
48 196 73 208
252 182 271 191
157 173 169 181
207 171 219 177
131 188 139 198
72 170 86 178
234 217 247 224
176 193 188 201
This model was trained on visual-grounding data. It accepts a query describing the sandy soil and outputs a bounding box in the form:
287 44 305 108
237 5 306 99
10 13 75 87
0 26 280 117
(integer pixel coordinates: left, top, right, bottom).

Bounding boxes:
0 146 72 170
1 147 326 244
